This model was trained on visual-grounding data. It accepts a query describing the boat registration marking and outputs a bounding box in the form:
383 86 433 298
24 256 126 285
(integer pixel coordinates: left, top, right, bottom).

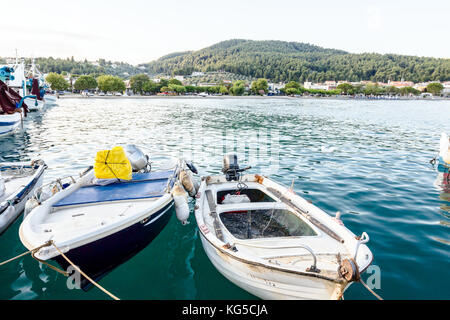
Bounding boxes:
249 273 276 287
200 224 210 234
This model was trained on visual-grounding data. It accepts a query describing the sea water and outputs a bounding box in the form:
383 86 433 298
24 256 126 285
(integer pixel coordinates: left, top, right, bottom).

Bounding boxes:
0 97 449 300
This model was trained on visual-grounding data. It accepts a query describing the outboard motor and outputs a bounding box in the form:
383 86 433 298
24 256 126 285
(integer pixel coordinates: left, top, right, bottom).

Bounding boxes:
222 153 251 181
124 145 149 172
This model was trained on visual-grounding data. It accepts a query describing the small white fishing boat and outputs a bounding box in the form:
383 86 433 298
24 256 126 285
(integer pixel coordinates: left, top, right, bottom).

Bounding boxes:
1 77 28 136
195 154 373 300
43 94 58 106
20 145 197 290
0 113 22 136
438 132 450 172
0 160 46 235
24 97 44 111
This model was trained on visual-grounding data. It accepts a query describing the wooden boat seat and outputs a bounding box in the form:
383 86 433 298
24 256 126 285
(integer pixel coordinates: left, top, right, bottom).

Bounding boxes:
53 170 173 207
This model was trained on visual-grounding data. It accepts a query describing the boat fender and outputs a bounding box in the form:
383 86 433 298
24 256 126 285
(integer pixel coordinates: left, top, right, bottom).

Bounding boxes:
338 258 360 282
172 183 190 225
24 198 40 218
180 170 197 197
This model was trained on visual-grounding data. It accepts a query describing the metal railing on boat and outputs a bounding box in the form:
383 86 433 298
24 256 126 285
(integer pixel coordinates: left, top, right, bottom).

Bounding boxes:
231 240 320 273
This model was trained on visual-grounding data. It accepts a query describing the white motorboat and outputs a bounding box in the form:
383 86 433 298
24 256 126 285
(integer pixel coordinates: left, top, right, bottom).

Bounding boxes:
194 154 373 300
20 145 197 290
0 160 46 235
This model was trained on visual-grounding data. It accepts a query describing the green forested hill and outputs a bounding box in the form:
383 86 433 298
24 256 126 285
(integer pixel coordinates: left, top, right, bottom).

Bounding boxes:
140 39 450 82
26 57 142 79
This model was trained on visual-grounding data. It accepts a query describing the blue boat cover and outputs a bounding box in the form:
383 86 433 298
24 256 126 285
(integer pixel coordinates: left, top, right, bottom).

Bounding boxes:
53 170 174 207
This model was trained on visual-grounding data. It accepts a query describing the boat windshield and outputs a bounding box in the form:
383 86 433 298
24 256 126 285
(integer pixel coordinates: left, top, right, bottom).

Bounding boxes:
219 208 316 239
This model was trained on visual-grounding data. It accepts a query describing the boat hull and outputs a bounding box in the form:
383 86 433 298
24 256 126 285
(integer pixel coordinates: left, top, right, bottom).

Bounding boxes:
24 98 44 111
52 200 174 290
0 163 45 234
0 113 21 135
199 233 345 300
438 156 449 174
43 95 58 106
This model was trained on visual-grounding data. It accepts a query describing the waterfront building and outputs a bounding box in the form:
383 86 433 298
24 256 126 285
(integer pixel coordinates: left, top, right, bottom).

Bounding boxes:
174 75 184 82
324 81 337 89
198 82 220 87
387 80 415 88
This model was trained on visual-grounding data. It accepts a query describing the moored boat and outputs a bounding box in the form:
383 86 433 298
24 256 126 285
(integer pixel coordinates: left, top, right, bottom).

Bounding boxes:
43 94 58 106
438 132 450 173
0 113 22 136
26 75 45 111
19 145 196 290
194 154 373 300
0 79 29 136
24 96 44 112
1 57 46 112
0 160 46 235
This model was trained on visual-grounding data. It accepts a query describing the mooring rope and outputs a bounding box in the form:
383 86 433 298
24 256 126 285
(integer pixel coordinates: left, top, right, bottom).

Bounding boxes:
336 278 383 301
0 241 53 266
50 241 120 300
0 240 120 300
359 278 383 300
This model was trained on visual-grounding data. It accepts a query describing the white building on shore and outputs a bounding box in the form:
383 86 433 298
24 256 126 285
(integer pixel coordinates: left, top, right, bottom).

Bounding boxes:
303 82 330 90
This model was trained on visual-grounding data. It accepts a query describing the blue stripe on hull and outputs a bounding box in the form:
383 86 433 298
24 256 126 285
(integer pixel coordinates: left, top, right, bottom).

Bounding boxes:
52 200 174 290
0 121 20 126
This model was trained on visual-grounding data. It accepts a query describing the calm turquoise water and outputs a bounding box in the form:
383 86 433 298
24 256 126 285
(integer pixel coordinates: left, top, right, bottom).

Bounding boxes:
0 97 449 300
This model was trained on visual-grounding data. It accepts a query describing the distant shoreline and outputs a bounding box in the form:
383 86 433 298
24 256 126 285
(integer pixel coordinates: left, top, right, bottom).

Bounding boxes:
58 94 449 101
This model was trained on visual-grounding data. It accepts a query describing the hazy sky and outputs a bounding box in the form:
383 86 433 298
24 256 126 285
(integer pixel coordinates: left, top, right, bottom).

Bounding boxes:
1 0 449 64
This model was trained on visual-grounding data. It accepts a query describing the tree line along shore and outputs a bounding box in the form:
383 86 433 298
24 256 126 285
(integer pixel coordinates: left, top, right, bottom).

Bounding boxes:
45 72 447 98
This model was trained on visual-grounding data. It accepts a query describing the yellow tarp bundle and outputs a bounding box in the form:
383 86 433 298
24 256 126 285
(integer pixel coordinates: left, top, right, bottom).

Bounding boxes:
94 146 132 180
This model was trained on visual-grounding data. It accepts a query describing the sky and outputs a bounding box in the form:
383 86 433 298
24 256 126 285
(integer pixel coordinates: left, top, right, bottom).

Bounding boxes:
1 0 449 65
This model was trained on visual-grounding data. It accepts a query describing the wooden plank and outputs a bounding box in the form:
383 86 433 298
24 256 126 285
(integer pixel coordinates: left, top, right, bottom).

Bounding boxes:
205 190 224 241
